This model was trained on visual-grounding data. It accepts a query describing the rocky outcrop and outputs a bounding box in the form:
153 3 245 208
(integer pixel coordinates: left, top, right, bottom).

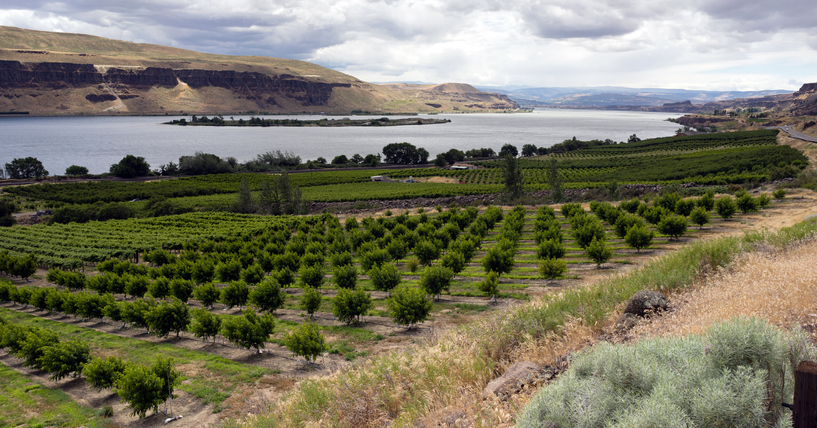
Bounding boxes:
0 60 350 107
482 362 558 400
624 290 668 317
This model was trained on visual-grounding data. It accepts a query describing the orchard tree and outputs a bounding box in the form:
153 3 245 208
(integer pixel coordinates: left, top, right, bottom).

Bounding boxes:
481 245 515 276
624 224 654 252
369 263 401 294
299 286 322 318
387 285 432 328
193 282 220 308
585 237 613 268
145 298 191 337
170 278 195 303
332 287 373 325
190 309 222 343
539 258 567 285
478 271 501 301
441 251 466 274
716 196 737 220
249 277 287 313
657 214 688 240
220 281 250 309
221 309 276 352
284 321 326 363
420 265 455 300
84 356 128 391
690 207 710 229
38 339 91 381
536 239 566 260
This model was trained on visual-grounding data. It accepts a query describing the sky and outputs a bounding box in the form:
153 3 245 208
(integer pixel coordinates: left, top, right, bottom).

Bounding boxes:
1 0 816 91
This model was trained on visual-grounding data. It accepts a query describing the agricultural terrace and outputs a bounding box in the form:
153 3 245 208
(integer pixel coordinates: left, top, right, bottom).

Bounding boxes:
0 186 800 424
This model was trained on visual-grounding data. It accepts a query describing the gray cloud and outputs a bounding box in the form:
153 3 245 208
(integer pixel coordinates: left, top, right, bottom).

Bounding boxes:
0 0 815 90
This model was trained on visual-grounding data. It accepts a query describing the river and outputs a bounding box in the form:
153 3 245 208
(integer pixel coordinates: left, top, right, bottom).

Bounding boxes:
1 109 683 174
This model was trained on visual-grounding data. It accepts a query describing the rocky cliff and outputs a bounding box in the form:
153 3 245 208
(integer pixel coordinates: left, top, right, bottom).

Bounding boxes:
0 60 350 112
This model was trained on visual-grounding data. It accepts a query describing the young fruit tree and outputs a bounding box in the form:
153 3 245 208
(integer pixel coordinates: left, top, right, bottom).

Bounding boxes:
689 206 710 229
624 224 655 253
299 286 322 318
421 265 455 301
220 309 276 353
84 356 128 391
539 258 567 285
332 287 374 325
478 271 501 302
249 277 287 314
585 236 613 268
387 285 433 328
657 214 688 240
284 321 326 364
38 339 91 381
369 263 401 295
190 308 222 343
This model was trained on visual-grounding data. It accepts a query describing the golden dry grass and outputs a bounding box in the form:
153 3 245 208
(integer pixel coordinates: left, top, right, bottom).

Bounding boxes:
630 237 817 339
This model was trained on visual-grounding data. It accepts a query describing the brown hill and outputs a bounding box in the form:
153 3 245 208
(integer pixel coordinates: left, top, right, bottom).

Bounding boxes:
0 26 518 115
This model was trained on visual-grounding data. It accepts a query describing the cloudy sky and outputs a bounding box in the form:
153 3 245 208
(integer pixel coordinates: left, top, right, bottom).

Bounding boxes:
1 0 816 91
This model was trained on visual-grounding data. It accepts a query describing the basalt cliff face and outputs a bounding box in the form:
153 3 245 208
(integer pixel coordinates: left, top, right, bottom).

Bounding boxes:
0 26 519 115
0 60 359 114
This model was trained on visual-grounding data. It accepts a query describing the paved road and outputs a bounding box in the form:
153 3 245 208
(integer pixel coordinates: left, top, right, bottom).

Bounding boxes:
778 125 817 143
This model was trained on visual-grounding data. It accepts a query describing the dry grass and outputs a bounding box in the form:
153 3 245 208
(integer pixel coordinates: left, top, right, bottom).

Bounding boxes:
630 237 817 339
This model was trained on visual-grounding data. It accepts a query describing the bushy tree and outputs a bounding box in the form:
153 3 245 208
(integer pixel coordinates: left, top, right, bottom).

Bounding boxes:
441 251 467 274
332 287 373 325
382 142 429 165
299 265 324 289
283 321 325 363
122 298 157 333
190 309 222 343
220 281 250 309
503 154 525 200
220 309 275 352
387 285 432 328
736 194 759 214
585 237 613 268
624 224 654 252
536 239 566 260
499 143 518 157
482 245 515 276
657 214 688 240
299 286 322 318
690 206 710 229
369 263 401 294
675 198 695 216
84 356 128 391
38 339 91 381
478 271 501 300
109 155 150 178
249 277 287 313
414 240 440 266
146 298 191 337
420 265 455 300
5 157 48 179
64 165 88 176
716 196 737 220
193 282 220 308
216 259 242 282
115 358 179 419
614 214 645 239
17 328 59 369
572 219 606 249
539 258 567 284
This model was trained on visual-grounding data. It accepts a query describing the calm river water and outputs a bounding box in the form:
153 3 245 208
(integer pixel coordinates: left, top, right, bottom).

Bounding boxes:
1 109 682 174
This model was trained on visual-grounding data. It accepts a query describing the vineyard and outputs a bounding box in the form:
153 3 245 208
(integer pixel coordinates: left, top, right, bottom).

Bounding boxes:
3 130 804 219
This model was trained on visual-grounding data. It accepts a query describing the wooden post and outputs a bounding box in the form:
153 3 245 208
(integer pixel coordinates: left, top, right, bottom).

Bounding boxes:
794 361 817 428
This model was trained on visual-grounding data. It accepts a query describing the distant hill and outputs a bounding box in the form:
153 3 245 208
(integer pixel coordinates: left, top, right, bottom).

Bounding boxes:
0 26 517 115
480 85 793 111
